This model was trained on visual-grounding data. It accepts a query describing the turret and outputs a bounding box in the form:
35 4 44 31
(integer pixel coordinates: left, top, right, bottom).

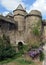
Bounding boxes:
6 13 14 21
13 4 27 31
26 10 42 32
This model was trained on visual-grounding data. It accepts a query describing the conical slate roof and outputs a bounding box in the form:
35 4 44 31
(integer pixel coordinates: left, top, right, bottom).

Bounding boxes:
16 4 25 10
13 4 26 12
7 12 13 17
13 4 27 15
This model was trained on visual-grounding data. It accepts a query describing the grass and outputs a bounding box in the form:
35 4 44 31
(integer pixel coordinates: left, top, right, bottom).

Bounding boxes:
0 47 43 65
0 54 42 65
15 58 34 64
0 56 34 65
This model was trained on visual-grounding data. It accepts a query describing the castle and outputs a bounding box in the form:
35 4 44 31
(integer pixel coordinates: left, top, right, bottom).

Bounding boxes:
0 4 46 46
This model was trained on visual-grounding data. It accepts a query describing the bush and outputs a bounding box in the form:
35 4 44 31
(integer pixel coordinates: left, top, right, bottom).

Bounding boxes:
0 34 16 61
39 51 44 61
31 42 40 49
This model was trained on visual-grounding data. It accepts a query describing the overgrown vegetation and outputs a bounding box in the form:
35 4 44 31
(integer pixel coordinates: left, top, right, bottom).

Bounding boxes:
32 21 41 36
39 51 44 61
31 42 40 49
32 26 41 36
0 34 16 61
16 58 34 64
0 21 44 63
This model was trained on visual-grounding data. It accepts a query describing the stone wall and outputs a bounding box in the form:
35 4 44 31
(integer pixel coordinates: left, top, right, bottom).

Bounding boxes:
0 9 45 46
14 15 25 31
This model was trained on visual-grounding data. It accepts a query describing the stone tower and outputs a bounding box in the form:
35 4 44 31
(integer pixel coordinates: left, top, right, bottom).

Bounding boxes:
25 10 42 45
26 10 42 32
13 4 27 31
13 4 27 44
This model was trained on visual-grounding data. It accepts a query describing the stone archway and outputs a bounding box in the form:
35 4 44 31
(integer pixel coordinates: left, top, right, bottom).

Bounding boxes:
18 42 23 50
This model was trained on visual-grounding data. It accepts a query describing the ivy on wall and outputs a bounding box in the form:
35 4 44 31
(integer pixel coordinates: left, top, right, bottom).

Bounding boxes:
32 21 41 36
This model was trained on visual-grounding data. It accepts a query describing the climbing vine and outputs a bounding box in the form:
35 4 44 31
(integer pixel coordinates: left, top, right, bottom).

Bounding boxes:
32 21 41 36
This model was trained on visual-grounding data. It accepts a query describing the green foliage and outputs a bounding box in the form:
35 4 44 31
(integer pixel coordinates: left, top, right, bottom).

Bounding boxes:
32 21 41 36
2 34 11 50
18 44 23 51
22 45 29 53
31 42 40 49
0 34 16 61
16 58 34 64
23 45 28 51
17 45 29 55
32 27 40 36
18 43 24 54
39 51 44 61
31 44 39 49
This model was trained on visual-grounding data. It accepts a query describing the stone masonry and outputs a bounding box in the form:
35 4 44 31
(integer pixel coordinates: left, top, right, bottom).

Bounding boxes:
0 4 46 46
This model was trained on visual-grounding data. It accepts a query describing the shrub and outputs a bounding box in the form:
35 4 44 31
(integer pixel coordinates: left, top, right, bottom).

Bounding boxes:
39 51 44 61
31 42 40 49
0 34 16 61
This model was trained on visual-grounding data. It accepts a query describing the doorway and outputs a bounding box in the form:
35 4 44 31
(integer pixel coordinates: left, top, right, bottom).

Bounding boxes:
18 42 23 51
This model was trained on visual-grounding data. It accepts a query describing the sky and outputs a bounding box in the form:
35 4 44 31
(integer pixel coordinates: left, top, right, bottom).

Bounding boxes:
0 0 46 19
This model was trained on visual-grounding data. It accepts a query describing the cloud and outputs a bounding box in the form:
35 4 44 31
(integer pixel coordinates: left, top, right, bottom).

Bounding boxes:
3 11 9 16
0 0 46 18
28 0 46 16
1 0 22 11
0 0 26 15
